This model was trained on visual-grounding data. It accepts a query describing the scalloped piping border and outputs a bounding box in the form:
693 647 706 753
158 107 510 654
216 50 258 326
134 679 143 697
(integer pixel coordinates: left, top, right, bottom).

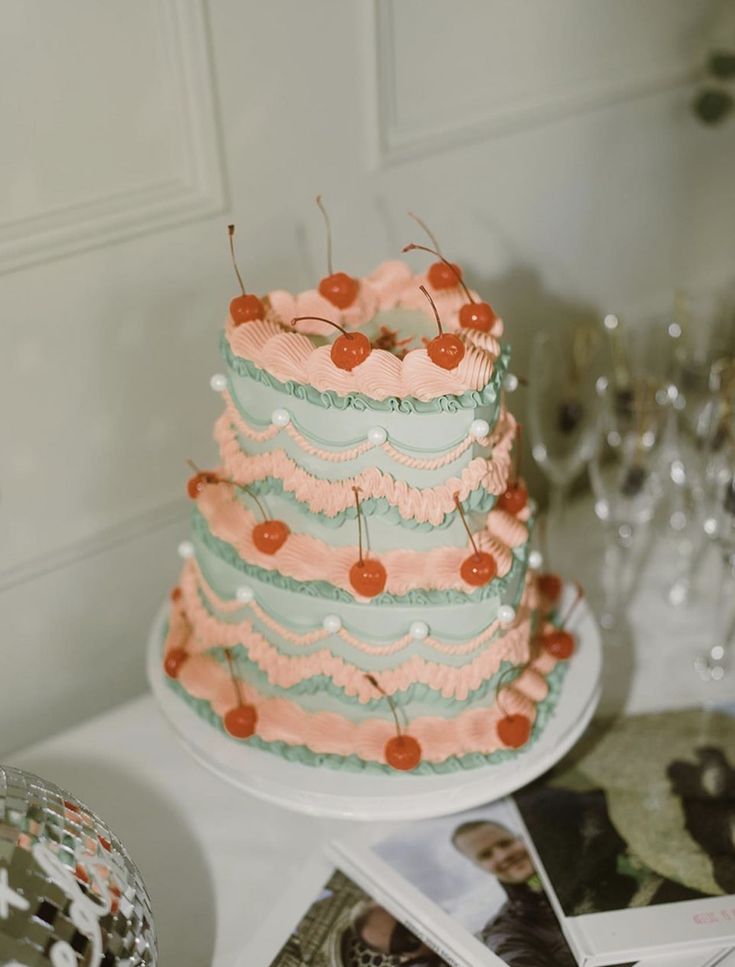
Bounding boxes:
179 558 538 669
216 411 515 524
220 388 496 469
241 476 501 530
194 482 525 602
192 511 529 606
164 661 568 775
222 334 511 413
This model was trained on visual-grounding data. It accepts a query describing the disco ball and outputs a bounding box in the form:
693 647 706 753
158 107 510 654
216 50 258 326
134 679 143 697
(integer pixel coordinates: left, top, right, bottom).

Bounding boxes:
0 764 156 966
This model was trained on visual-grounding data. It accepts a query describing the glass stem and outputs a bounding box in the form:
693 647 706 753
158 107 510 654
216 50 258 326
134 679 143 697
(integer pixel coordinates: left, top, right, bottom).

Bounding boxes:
600 523 634 631
548 481 569 569
695 551 735 681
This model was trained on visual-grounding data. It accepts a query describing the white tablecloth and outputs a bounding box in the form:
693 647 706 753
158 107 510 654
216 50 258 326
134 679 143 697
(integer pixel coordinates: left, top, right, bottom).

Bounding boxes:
8 498 735 965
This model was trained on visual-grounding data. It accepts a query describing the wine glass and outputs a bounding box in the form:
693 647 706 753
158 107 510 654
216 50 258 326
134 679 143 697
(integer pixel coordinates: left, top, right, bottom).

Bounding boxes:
589 375 669 629
666 355 722 605
528 326 601 554
693 359 735 681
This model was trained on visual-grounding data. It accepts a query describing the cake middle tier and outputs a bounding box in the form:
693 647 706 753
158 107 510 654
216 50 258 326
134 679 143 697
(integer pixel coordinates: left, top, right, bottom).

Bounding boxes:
192 481 531 603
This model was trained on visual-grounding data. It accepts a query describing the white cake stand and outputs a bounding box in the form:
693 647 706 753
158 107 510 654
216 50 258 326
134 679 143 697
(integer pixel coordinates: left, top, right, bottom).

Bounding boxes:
147 585 602 821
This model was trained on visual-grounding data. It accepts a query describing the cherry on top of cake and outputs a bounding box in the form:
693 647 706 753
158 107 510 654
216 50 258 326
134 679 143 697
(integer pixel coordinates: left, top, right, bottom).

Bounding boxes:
223 214 507 404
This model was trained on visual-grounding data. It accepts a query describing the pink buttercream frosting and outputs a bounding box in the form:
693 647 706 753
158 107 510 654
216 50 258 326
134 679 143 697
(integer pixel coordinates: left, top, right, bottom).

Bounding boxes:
172 559 539 696
167 630 554 764
225 260 503 402
215 409 516 524
195 481 523 599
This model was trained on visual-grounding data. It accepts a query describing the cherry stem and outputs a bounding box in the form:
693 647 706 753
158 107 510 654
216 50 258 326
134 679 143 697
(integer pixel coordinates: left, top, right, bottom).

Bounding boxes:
494 663 523 718
315 195 334 276
419 285 443 335
227 225 246 297
187 459 267 519
403 242 474 304
353 486 364 565
558 582 585 629
365 674 402 737
407 212 443 255
224 647 244 706
243 487 269 522
453 493 480 556
291 316 355 339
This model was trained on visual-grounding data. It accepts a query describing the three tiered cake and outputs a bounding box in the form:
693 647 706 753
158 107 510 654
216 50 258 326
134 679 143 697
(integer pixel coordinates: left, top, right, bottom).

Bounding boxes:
159 226 574 774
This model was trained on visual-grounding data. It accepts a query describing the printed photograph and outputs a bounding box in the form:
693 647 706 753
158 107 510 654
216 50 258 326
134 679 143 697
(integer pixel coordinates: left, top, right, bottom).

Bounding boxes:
514 705 735 917
371 799 580 967
267 868 450 967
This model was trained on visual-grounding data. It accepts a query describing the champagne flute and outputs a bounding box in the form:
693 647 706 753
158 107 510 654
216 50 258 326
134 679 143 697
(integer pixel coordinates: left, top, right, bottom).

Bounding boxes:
589 376 668 629
528 326 601 557
694 359 735 680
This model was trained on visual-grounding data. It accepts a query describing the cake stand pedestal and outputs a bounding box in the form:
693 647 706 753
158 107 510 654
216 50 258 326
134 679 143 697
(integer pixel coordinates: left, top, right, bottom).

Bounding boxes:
147 585 602 821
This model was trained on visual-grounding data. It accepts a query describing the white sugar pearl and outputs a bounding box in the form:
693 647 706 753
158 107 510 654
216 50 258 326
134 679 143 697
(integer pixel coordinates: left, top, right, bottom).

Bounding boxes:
409 620 429 640
235 585 254 603
177 540 194 559
271 408 290 427
469 418 490 439
367 426 387 446
503 373 519 393
323 614 342 633
529 549 544 570
210 373 227 392
498 605 516 624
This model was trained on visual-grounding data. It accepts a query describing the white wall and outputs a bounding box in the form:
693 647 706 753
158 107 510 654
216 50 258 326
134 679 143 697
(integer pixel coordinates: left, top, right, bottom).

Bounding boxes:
2 0 734 754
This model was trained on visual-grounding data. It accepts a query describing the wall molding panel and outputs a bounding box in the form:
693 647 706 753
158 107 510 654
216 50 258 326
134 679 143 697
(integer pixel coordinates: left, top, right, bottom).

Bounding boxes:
0 498 188 596
0 0 226 274
372 0 707 166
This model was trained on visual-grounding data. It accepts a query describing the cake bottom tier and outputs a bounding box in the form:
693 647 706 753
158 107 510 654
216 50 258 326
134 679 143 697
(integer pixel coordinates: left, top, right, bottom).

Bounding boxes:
160 565 570 775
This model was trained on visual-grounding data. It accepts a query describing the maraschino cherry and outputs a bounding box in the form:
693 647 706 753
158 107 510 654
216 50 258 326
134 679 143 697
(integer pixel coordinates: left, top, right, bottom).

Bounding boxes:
496 424 528 514
540 583 584 660
497 713 532 748
366 674 422 771
537 572 563 606
163 648 189 679
420 285 465 370
454 493 497 586
186 460 221 499
407 212 463 291
292 315 371 372
247 489 290 554
222 648 257 739
315 195 360 309
403 242 498 332
349 487 387 597
227 225 265 324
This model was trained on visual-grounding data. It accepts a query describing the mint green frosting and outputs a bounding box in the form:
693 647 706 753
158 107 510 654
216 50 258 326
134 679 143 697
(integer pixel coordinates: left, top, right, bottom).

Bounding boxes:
222 334 511 414
192 509 529 606
229 388 478 456
241 477 499 530
165 661 569 775
204 644 516 712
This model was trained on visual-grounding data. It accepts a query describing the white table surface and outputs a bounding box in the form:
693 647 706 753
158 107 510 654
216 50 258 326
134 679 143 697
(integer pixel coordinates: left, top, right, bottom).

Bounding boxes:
7 498 735 966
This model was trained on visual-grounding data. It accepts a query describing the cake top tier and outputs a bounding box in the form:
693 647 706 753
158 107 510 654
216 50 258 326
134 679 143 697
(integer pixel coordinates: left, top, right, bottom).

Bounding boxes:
225 258 507 407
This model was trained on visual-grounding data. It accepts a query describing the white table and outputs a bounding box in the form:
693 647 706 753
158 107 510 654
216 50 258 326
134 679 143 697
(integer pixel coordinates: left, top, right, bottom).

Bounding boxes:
8 499 734 966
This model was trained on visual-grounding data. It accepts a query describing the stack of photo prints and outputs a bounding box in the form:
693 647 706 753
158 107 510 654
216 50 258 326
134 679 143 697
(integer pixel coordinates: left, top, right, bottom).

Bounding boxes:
243 705 735 967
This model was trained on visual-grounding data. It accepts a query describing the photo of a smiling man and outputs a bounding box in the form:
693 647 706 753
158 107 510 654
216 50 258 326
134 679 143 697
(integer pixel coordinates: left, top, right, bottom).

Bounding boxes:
451 819 576 967
369 800 580 967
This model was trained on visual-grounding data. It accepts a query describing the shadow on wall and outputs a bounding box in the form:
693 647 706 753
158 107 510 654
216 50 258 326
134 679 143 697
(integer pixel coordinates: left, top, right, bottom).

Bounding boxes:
7 754 217 967
472 261 602 506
